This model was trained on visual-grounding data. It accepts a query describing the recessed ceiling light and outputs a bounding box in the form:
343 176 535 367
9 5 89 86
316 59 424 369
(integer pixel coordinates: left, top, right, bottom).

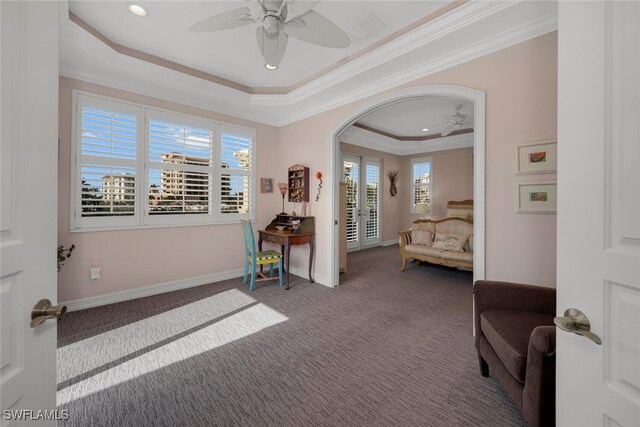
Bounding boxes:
422 128 429 132
128 4 148 17
265 63 278 70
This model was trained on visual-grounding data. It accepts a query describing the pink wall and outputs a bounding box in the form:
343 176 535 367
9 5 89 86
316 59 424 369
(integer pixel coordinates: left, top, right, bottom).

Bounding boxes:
58 77 281 302
58 31 558 302
402 148 474 225
278 32 558 287
340 142 403 242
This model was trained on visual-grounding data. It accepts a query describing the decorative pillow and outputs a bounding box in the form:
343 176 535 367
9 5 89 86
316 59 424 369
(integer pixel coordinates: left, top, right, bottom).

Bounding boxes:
446 208 473 219
468 234 474 252
432 232 469 252
411 229 433 246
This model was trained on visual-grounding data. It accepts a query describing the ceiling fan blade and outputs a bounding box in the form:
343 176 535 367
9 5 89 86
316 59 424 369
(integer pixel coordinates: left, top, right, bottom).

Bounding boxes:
441 125 454 137
284 10 350 48
287 0 321 17
257 26 288 67
188 7 255 33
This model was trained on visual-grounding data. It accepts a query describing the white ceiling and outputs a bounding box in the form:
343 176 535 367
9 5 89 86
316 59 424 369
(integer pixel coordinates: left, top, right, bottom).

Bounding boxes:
340 97 475 155
60 1 558 126
68 0 449 88
357 97 473 137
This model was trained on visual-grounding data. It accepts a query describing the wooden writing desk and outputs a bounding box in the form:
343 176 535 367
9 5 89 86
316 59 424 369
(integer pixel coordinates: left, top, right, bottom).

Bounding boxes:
259 215 315 290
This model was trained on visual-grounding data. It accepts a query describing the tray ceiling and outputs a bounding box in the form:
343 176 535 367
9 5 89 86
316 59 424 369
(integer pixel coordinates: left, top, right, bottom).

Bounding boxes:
68 0 450 88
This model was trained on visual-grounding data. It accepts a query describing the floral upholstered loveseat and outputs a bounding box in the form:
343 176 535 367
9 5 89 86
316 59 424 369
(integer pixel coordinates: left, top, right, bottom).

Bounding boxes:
398 217 474 271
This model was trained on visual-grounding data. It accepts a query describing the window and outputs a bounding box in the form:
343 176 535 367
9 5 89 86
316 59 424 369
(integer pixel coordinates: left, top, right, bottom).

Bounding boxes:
72 93 256 230
410 156 433 214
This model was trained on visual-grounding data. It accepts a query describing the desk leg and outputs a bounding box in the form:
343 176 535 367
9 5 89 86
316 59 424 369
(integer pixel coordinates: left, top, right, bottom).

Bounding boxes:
285 243 292 290
280 245 286 272
308 236 315 283
258 235 264 274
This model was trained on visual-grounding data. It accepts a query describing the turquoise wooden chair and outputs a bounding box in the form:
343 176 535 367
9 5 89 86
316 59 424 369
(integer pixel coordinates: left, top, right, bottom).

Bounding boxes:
241 218 284 291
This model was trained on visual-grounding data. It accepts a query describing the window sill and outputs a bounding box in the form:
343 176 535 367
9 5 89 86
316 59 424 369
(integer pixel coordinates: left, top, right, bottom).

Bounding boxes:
68 219 254 233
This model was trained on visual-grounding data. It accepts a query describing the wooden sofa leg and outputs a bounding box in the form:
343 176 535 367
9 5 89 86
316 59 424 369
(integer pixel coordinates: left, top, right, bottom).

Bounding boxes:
479 355 489 377
399 255 408 271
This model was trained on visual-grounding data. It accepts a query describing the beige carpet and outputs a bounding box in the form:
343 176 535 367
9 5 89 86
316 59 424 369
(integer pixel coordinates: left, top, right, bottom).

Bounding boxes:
57 245 526 426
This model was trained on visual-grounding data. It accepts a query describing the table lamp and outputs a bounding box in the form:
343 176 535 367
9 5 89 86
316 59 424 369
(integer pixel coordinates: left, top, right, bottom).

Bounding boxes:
278 182 288 214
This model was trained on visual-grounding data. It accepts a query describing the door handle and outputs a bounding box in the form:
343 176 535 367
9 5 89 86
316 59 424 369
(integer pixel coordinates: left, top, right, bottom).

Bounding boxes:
554 308 602 345
31 299 67 328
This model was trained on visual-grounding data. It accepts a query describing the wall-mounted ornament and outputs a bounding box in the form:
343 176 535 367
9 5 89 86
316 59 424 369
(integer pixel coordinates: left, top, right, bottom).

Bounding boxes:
315 171 323 201
387 170 399 197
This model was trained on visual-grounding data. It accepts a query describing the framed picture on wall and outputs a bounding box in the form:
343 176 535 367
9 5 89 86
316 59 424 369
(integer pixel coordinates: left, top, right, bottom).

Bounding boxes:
516 140 557 174
260 178 273 193
516 182 557 213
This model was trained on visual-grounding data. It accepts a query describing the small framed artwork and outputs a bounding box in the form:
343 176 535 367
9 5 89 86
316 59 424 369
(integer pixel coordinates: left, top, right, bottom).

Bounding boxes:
516 182 557 213
516 140 557 174
260 178 273 193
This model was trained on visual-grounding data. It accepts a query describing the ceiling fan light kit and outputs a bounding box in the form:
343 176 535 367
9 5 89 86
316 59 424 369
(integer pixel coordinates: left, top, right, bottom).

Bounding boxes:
189 0 351 69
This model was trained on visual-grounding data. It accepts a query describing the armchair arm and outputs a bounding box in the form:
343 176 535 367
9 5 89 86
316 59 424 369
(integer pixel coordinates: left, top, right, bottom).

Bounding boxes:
523 326 556 427
529 326 556 355
398 230 412 247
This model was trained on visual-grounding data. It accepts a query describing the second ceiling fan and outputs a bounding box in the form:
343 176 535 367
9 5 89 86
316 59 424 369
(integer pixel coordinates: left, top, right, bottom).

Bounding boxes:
188 0 351 69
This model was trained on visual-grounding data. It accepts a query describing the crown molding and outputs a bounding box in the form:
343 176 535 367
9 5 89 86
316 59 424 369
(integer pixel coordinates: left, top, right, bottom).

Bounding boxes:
250 1 515 106
276 8 557 126
60 0 557 127
341 125 473 156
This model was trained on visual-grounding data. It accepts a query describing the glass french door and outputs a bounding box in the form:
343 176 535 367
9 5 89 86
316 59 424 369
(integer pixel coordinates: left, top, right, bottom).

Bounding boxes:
342 153 381 251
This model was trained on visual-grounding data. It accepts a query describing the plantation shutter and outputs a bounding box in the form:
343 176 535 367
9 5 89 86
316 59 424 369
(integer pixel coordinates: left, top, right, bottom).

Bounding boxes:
218 124 255 221
75 95 141 228
146 109 214 225
343 158 359 244
411 157 433 213
365 161 380 241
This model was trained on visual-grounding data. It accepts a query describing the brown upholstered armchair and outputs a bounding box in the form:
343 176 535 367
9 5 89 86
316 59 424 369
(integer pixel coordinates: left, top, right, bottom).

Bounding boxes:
474 281 556 427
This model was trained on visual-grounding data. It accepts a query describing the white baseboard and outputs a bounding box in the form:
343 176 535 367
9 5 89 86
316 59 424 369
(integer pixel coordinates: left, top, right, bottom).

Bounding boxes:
286 266 331 288
381 239 399 247
61 268 245 312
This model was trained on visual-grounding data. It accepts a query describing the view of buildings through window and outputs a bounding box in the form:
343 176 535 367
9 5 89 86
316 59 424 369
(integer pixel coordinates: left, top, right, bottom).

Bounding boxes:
77 96 253 225
411 157 432 212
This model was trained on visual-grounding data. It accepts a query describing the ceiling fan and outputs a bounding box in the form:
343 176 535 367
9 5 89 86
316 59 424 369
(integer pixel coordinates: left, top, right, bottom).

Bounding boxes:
188 0 351 69
430 104 473 137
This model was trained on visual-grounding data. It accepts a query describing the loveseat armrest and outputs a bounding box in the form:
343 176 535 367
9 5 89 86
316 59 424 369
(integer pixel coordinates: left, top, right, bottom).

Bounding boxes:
398 230 412 247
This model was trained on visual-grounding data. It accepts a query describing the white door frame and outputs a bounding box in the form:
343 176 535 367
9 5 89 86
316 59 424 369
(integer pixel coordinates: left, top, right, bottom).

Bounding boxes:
329 85 486 286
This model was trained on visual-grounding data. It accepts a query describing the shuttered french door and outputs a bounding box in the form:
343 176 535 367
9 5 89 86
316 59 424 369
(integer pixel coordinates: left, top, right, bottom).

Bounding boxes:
342 154 381 251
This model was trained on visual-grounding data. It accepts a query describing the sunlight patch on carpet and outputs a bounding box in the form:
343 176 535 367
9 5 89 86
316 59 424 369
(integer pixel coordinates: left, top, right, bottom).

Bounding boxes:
58 289 257 383
57 303 288 406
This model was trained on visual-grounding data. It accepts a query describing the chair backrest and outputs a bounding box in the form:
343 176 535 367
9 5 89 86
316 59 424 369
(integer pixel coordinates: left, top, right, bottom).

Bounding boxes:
240 218 256 257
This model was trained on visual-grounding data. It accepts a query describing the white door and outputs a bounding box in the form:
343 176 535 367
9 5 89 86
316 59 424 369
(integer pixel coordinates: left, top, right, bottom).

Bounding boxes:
342 154 381 251
1 1 60 424
557 2 640 426
361 158 381 248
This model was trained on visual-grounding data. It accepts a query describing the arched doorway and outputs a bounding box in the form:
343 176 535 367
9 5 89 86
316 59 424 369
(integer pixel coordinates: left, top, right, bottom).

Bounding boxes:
329 85 486 286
